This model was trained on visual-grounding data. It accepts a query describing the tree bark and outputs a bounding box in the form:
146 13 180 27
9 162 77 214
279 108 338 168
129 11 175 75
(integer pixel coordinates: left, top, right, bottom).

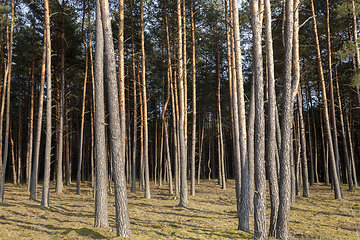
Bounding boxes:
264 0 279 235
276 0 294 238
100 0 131 235
94 0 108 227
41 0 52 207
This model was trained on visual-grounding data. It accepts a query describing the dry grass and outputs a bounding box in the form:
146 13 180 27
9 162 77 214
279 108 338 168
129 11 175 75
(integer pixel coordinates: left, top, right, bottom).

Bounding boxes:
0 180 359 239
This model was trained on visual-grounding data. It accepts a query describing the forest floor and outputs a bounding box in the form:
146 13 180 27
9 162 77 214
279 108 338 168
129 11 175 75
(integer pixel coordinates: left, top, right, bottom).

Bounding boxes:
0 179 359 239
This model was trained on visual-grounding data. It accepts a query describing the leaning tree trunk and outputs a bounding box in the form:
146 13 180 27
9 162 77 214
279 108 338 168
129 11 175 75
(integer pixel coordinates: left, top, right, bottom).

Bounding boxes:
310 0 342 199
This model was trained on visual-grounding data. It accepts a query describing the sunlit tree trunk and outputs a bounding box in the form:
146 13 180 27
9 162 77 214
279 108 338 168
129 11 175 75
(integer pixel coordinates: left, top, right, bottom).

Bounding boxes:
190 0 197 196
264 0 279 235
276 0 294 238
56 2 66 193
177 0 188 207
26 19 36 190
41 0 52 207
140 0 150 199
100 0 131 235
94 0 108 227
251 0 266 237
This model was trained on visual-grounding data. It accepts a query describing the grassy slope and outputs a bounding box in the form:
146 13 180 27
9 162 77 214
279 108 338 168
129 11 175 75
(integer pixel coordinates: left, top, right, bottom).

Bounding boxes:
0 180 359 239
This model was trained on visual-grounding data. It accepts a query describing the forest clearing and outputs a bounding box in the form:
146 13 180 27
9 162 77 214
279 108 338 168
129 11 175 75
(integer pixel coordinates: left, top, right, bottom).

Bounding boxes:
0 180 359 239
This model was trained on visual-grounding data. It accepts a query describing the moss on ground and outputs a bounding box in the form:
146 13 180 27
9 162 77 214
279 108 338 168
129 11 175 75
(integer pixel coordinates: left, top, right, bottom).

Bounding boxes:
0 180 359 239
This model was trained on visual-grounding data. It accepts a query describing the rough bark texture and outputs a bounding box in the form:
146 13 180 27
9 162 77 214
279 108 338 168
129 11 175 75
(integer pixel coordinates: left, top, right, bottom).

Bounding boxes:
177 0 188 207
251 0 266 238
232 0 249 231
94 0 108 227
276 0 294 238
264 0 279 235
100 0 131 236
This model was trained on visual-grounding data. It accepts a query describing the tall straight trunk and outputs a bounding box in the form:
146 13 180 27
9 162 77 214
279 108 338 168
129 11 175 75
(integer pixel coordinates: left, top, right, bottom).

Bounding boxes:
182 0 187 148
308 83 319 183
94 0 108 227
247 76 255 215
30 28 47 201
100 0 131 235
77 1 89 195
295 115 301 196
264 0 279 235
276 0 294 238
319 93 329 185
139 85 144 189
27 19 36 190
229 0 242 225
140 0 150 199
232 0 249 231
0 0 14 202
310 0 342 199
190 0 197 196
177 0 188 207
305 87 315 186
56 4 66 193
89 0 95 190
297 90 310 197
41 0 52 207
251 0 266 238
130 0 137 194
216 39 225 189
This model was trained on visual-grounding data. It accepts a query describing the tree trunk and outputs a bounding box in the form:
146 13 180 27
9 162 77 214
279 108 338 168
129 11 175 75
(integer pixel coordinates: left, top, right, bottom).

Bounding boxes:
190 0 197 196
140 0 150 199
251 0 266 237
100 0 131 235
297 90 310 197
56 3 66 193
177 0 188 207
77 1 89 195
276 0 294 238
41 0 52 207
264 0 279 235
94 0 108 227
310 0 342 199
231 0 249 231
